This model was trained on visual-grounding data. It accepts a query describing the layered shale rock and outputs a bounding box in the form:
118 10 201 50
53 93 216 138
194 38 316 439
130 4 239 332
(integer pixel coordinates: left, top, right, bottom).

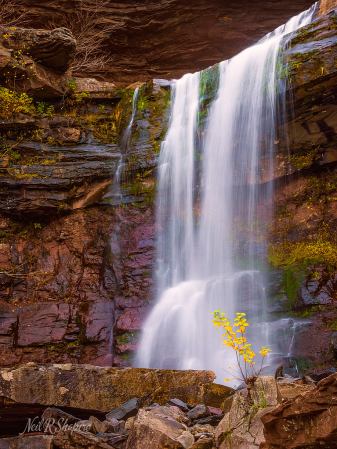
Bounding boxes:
21 0 318 85
0 77 169 367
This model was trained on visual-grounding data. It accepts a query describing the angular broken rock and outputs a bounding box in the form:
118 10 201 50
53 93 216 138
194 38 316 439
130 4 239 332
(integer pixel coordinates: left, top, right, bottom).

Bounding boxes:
189 437 214 449
125 416 135 431
0 435 53 449
215 376 282 449
41 407 80 426
75 420 95 433
207 406 222 416
167 398 189 413
89 416 107 434
53 429 112 449
262 372 337 449
125 408 187 449
252 376 282 407
190 424 214 436
106 397 141 421
188 404 211 420
102 418 123 433
176 431 195 448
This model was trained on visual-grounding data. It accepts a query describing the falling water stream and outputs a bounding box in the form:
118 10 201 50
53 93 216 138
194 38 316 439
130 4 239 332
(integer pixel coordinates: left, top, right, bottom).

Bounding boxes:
104 87 140 205
136 5 317 383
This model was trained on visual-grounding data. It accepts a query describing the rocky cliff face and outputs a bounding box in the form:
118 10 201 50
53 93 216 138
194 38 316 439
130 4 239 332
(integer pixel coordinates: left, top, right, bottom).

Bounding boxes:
21 0 318 85
0 25 170 368
1 0 337 378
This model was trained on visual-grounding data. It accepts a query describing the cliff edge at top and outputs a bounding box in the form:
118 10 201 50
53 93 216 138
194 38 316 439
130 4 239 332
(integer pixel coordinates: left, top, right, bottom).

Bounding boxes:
21 0 321 85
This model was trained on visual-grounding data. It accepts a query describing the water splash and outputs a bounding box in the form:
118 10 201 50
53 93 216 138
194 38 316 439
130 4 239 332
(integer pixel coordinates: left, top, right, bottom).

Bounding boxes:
136 4 317 383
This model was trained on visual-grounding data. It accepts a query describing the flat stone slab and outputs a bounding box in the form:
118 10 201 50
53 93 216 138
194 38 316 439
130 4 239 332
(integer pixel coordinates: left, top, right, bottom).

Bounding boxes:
0 364 234 413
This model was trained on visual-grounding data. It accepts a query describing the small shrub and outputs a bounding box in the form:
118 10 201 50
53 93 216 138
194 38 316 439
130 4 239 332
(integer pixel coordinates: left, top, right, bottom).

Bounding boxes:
212 310 271 403
0 87 35 119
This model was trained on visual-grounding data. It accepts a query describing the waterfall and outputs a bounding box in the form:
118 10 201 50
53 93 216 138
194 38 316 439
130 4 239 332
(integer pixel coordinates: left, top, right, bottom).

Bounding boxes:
122 87 140 151
136 5 317 382
104 87 140 205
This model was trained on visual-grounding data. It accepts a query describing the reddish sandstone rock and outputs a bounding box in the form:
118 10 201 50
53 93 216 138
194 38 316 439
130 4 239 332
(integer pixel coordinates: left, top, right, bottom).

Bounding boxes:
0 201 155 367
115 307 151 333
262 373 337 448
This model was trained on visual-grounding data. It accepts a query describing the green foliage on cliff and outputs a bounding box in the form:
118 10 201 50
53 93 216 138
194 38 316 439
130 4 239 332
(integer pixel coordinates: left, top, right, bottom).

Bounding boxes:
290 22 318 46
268 228 337 272
198 64 220 126
290 149 318 169
283 268 303 309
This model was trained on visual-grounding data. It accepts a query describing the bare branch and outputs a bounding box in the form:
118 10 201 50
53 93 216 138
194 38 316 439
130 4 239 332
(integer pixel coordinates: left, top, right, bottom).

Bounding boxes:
45 0 117 74
0 0 28 28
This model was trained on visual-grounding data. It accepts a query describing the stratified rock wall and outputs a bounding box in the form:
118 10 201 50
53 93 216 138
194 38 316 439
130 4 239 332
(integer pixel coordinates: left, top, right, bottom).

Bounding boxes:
21 0 318 85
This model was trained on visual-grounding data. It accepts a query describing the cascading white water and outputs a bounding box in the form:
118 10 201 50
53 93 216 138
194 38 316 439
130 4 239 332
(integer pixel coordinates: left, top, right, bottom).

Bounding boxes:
104 88 140 205
122 87 140 151
136 5 317 382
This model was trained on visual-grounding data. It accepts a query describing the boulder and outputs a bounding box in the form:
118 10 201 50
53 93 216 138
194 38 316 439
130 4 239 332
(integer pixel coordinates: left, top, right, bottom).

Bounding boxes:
189 437 214 449
89 416 107 434
106 398 141 421
193 415 223 426
53 429 111 449
0 436 53 449
41 407 80 425
252 376 282 407
277 381 315 401
0 364 233 413
103 418 123 433
167 398 189 413
75 420 95 433
125 408 187 449
1 27 76 71
72 78 119 100
125 417 135 431
176 431 195 448
262 373 337 448
215 376 281 449
187 405 211 420
190 424 214 436
207 406 222 416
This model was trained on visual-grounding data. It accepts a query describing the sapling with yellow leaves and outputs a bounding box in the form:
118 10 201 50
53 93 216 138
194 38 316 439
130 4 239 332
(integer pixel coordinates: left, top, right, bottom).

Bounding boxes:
212 309 271 403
